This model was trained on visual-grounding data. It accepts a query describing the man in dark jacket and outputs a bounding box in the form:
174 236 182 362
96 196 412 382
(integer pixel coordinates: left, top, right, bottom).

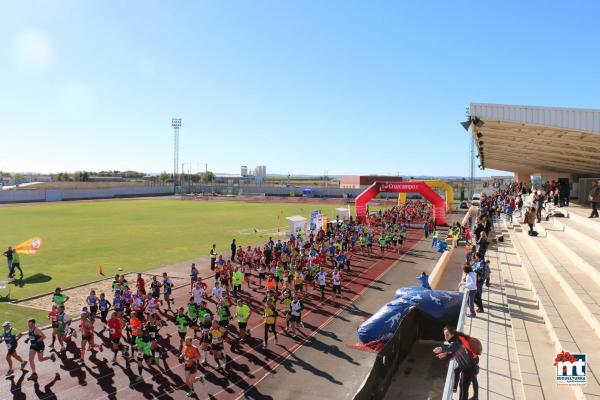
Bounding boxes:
230 239 236 262
434 325 479 400
3 247 14 279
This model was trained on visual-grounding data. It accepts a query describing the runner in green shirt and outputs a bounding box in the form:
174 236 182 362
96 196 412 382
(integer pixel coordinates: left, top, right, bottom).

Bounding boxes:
175 308 191 353
378 236 387 258
235 299 252 342
134 333 154 382
52 288 69 307
216 299 231 332
232 269 244 298
274 265 284 290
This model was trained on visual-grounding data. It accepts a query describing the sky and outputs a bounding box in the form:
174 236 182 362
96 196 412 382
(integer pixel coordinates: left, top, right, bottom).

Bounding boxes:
1 1 600 177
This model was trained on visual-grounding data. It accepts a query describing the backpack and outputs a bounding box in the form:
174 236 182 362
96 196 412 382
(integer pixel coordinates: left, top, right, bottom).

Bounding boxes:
458 335 482 358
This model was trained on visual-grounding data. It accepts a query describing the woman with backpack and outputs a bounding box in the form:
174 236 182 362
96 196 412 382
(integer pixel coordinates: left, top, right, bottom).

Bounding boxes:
433 325 480 400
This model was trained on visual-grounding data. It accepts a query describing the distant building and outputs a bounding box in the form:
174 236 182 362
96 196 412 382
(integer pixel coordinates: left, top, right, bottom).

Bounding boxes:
340 175 403 189
254 165 266 184
214 173 255 185
241 166 248 176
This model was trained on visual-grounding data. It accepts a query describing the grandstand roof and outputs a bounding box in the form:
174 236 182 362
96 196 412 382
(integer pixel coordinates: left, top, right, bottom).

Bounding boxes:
466 103 600 175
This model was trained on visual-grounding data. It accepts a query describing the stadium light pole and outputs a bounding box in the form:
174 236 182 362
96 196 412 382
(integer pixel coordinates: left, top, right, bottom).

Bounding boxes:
171 118 181 193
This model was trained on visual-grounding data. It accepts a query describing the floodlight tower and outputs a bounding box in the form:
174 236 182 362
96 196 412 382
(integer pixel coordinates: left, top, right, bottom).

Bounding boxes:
171 118 181 192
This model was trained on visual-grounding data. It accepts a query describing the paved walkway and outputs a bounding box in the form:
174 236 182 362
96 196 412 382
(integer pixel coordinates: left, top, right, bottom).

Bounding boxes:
461 235 525 400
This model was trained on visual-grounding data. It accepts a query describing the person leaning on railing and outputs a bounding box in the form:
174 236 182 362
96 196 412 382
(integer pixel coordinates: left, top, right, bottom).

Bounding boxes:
433 325 480 400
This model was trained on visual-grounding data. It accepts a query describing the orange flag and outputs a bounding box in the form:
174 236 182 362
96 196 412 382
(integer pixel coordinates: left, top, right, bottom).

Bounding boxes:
14 237 43 255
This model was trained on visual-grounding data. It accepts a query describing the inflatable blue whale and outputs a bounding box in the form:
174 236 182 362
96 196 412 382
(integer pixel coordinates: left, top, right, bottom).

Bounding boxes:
356 286 462 343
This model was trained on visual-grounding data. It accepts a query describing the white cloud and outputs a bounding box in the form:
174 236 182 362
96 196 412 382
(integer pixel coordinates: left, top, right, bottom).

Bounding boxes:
13 29 54 70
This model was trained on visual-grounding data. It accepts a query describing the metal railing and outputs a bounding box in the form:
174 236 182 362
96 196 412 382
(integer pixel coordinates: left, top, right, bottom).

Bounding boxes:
441 288 469 400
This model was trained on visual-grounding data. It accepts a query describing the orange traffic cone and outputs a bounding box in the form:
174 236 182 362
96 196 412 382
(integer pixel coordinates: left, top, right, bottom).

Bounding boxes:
99 265 104 275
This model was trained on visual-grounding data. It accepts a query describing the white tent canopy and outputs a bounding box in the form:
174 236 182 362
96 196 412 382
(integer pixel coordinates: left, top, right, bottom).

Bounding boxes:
335 207 350 221
286 215 307 234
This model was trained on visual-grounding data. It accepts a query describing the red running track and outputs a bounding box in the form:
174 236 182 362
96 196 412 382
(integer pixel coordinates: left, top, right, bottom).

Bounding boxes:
2 231 423 400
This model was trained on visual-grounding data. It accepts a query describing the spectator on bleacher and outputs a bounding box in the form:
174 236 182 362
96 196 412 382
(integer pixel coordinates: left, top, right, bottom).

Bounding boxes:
477 232 488 259
589 181 600 218
459 264 477 318
560 180 570 207
473 258 490 312
535 192 544 223
524 207 537 233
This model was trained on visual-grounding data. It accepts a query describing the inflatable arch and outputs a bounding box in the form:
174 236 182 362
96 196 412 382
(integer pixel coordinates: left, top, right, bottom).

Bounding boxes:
398 180 455 211
355 181 447 225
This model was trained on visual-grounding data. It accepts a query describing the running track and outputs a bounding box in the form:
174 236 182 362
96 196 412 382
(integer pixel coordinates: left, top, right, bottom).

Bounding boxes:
2 231 424 400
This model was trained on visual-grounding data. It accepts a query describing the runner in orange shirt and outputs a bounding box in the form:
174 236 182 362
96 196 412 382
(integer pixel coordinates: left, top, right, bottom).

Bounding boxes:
179 336 204 397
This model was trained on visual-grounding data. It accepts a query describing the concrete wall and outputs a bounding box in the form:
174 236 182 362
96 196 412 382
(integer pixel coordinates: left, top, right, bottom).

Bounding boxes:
577 178 600 203
0 186 173 203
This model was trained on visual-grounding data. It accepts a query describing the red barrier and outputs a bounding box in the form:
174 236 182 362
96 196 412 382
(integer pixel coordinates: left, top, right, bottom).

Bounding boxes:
355 181 447 225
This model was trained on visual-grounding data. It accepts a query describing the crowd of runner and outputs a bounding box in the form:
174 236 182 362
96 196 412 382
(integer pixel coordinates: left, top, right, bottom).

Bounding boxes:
2 202 434 398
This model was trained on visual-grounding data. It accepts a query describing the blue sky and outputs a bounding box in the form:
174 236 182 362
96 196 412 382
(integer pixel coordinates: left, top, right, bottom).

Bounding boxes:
1 1 599 177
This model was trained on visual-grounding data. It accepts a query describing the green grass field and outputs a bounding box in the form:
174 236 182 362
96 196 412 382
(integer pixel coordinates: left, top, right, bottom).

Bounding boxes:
0 199 354 324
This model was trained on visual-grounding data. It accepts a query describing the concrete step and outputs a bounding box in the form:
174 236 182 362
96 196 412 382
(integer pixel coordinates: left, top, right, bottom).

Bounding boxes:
511 228 600 399
540 221 600 290
568 209 600 236
523 229 600 339
493 226 574 399
551 216 600 250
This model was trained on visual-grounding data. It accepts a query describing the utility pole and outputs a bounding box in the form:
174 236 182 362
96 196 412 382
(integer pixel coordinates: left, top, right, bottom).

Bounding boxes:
469 131 475 199
171 118 181 193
